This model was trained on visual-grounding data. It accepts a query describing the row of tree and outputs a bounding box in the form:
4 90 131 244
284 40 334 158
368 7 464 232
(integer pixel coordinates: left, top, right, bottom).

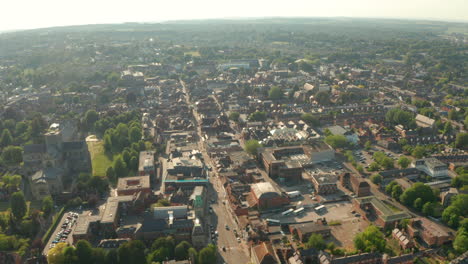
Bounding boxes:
48 238 217 264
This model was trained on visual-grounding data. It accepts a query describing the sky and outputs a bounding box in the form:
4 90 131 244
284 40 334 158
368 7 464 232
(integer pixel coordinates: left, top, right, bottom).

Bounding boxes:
1 0 467 31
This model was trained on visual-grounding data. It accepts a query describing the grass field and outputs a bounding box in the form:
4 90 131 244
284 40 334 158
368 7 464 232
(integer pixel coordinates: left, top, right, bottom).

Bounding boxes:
87 141 114 177
184 51 201 57
0 200 42 212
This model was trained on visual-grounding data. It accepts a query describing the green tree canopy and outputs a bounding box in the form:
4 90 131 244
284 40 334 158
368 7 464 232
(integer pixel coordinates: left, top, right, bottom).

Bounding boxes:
268 86 283 100
455 133 468 149
10 191 27 220
301 113 320 126
248 111 267 122
306 233 326 250
42 195 54 216
113 155 128 178
244 139 262 155
370 174 382 184
228 112 240 122
198 244 217 264
0 129 13 147
1 146 23 165
353 225 386 253
325 135 348 149
400 182 436 209
397 156 411 169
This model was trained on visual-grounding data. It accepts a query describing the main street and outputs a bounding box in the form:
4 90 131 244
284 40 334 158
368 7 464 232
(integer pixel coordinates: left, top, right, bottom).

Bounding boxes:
181 81 250 264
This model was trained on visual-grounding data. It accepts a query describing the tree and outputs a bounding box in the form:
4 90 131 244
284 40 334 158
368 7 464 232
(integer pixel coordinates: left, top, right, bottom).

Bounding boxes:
400 182 436 209
0 129 13 147
368 162 380 172
422 202 435 216
364 140 372 150
324 135 348 149
454 229 468 254
411 146 426 159
75 240 93 264
129 127 142 143
42 195 54 216
306 233 326 250
413 197 423 210
106 166 116 182
10 191 27 220
175 241 192 260
62 246 77 264
397 156 410 169
315 91 330 105
188 247 198 264
301 113 320 126
248 111 267 122
118 240 146 264
47 243 68 264
353 225 386 253
442 194 468 228
268 86 283 100
198 244 216 264
1 174 22 192
84 110 99 131
370 174 382 184
455 133 468 149
391 185 403 200
442 122 453 135
228 112 240 122
385 108 414 128
105 249 118 264
113 155 128 178
244 140 262 155
1 146 23 165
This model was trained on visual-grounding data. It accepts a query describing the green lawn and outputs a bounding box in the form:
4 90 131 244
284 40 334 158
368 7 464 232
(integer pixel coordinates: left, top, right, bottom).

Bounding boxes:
87 141 114 177
184 51 201 57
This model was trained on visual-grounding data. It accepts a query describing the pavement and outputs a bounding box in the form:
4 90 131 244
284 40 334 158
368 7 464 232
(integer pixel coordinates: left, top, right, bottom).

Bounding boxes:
181 80 250 264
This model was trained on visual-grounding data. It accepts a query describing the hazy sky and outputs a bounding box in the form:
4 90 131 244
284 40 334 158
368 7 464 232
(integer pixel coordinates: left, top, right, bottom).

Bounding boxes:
2 0 467 31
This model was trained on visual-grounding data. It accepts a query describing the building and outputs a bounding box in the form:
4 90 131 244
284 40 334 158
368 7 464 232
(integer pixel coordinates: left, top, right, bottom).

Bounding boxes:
353 196 411 228
251 242 279 264
414 158 448 178
392 228 413 249
327 125 359 145
191 218 206 249
117 175 151 196
248 182 289 210
139 151 155 177
137 206 195 241
289 222 331 243
318 250 415 264
163 157 208 191
340 173 370 197
259 143 334 182
24 124 91 200
407 217 454 247
190 186 206 218
415 114 435 129
29 168 64 200
310 173 338 195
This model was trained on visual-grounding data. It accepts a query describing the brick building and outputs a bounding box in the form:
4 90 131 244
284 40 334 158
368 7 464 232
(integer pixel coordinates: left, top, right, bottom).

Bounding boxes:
340 173 371 197
407 217 454 247
353 196 411 228
289 222 331 243
248 182 289 210
117 175 151 196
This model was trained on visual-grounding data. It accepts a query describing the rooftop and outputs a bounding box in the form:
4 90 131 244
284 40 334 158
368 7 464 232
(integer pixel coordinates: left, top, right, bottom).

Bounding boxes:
117 175 150 192
355 196 411 222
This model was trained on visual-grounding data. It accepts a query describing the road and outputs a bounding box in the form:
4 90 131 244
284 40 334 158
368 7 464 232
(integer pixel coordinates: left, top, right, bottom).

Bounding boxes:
181 81 250 264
